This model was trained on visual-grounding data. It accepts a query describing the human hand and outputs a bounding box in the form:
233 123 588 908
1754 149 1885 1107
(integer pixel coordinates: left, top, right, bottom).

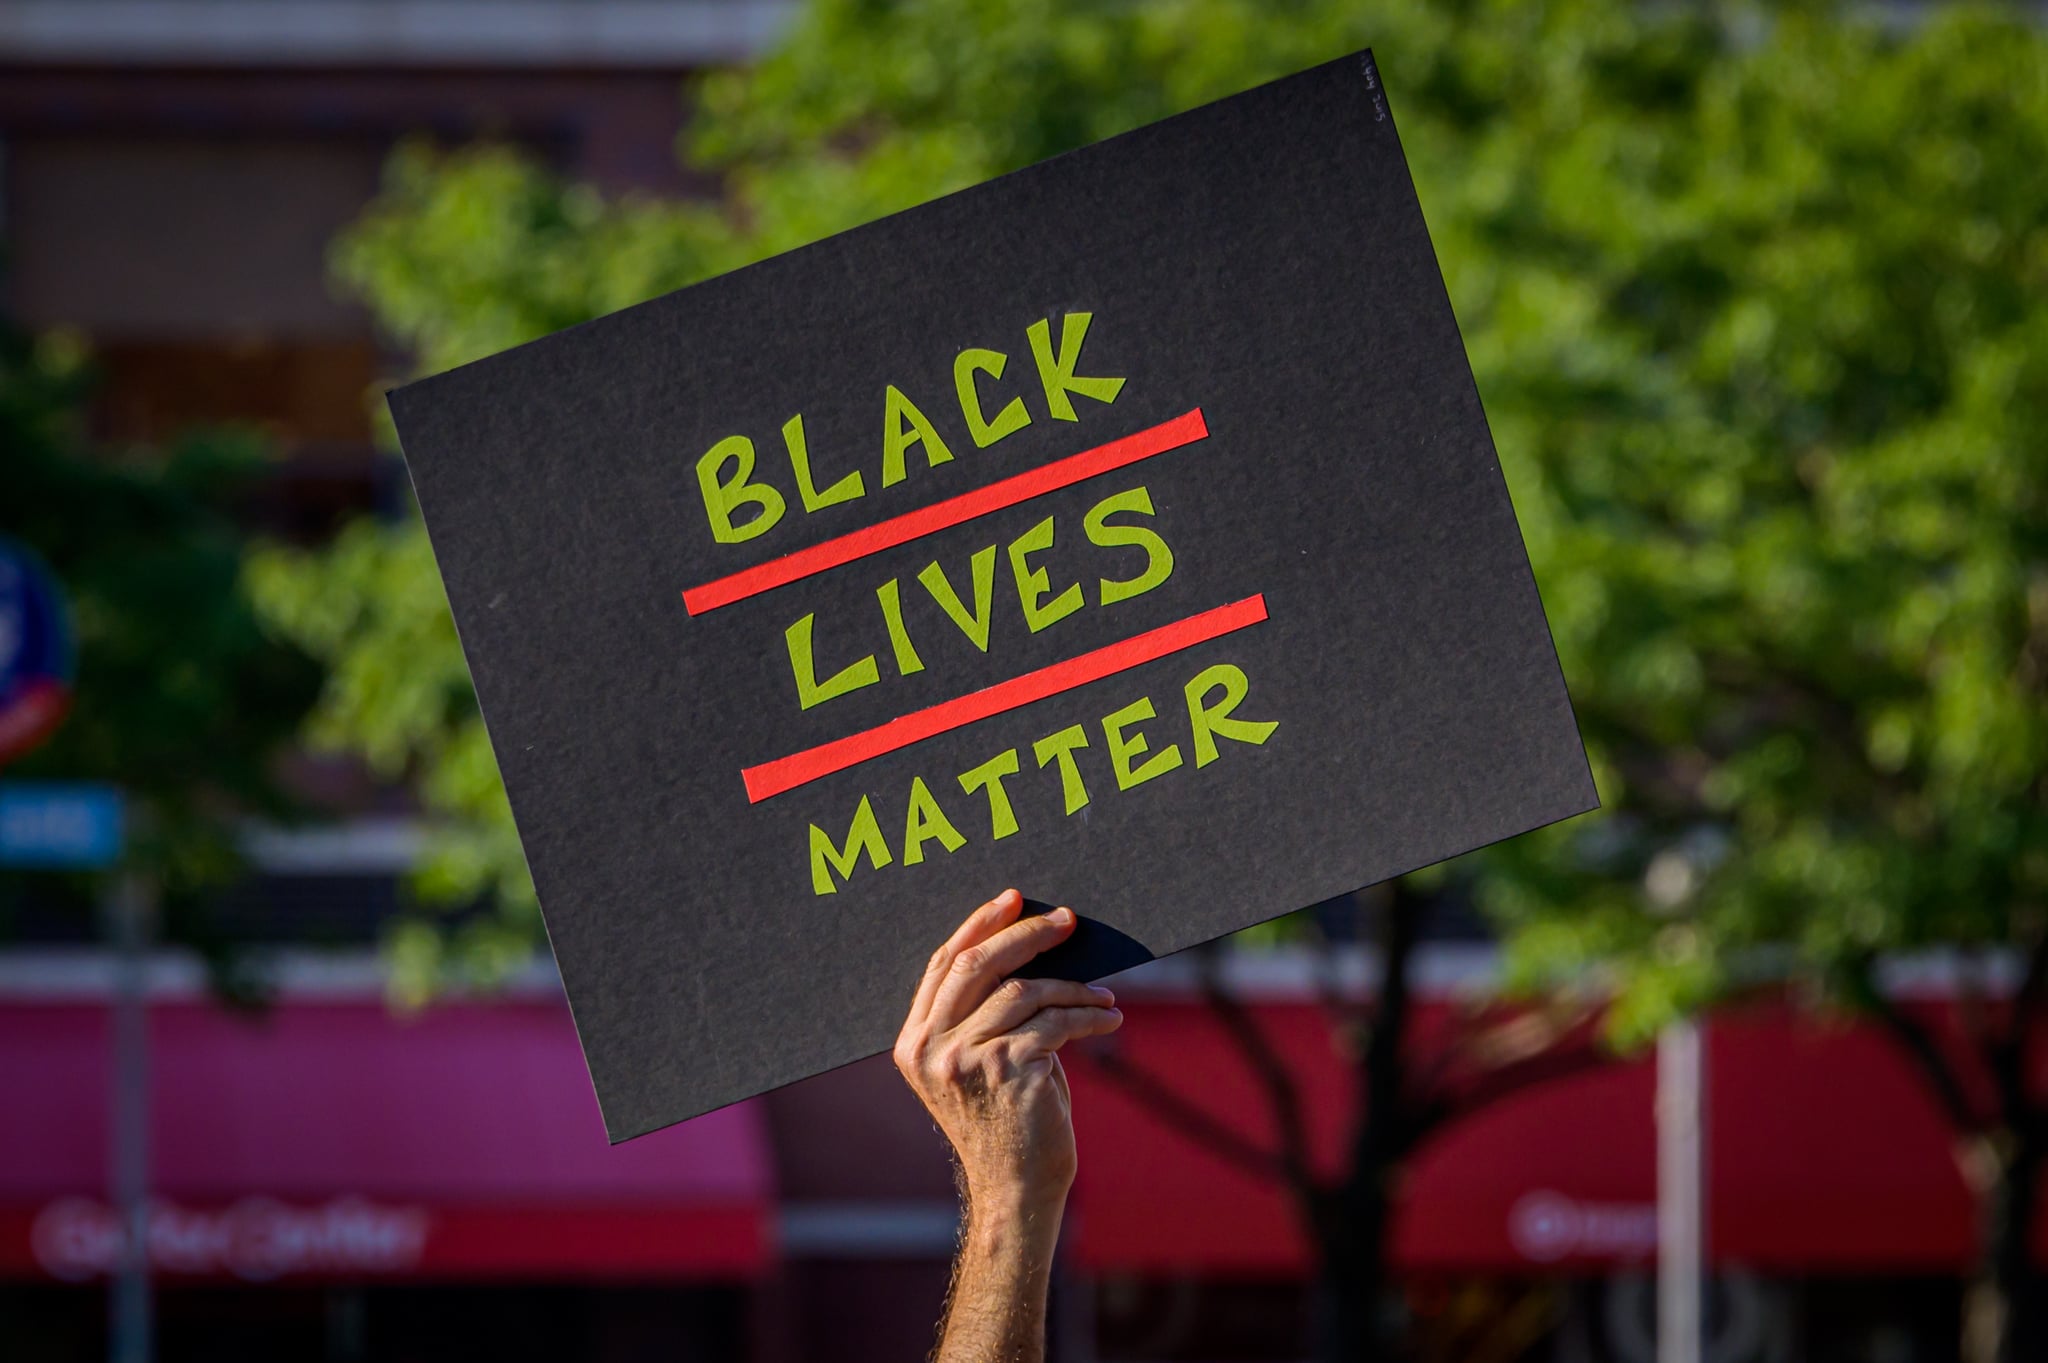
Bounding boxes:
893 888 1124 1218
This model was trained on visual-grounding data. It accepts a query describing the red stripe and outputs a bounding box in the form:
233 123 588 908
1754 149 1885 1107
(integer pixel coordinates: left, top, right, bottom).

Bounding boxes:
683 409 1208 615
741 594 1268 803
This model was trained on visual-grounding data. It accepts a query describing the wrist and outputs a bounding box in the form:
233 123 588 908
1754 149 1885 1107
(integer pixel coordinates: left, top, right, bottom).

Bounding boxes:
963 1177 1069 1247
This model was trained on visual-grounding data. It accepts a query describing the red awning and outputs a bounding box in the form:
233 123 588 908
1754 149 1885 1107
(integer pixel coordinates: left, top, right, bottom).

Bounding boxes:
1066 1001 2019 1277
0 993 773 1283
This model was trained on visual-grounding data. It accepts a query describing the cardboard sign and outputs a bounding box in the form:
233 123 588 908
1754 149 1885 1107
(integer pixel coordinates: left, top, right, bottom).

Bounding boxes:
390 51 1596 1141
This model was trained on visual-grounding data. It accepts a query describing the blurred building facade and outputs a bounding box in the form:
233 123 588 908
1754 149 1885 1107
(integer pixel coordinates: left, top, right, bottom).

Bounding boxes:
0 0 782 537
0 5 2035 1363
0 938 2011 1363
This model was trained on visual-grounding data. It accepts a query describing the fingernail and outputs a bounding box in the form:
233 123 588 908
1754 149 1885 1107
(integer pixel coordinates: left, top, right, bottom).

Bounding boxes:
1092 986 1115 1004
1049 906 1074 927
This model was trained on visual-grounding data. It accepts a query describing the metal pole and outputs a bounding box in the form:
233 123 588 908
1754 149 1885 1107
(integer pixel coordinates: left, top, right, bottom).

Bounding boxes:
109 872 153 1363
1656 1018 1705 1363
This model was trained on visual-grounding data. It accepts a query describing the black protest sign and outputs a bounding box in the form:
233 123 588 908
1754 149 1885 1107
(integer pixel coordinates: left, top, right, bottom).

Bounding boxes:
389 52 1597 1141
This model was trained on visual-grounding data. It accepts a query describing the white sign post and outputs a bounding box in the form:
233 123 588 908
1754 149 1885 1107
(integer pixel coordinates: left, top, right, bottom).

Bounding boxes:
1656 1018 1706 1363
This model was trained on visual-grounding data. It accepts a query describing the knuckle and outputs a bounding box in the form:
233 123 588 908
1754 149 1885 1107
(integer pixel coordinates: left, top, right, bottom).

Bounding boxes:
935 1043 973 1084
892 1027 928 1069
951 946 987 978
994 977 1031 1007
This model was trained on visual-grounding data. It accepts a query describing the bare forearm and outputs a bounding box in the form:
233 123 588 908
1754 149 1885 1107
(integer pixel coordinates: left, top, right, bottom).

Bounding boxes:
901 894 1118 1363
933 1197 1064 1363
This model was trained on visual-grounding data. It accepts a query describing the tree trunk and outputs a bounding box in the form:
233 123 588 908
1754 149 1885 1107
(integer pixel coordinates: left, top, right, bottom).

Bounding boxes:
1315 888 1421 1363
1983 1125 2047 1363
1312 1181 1394 1363
1976 940 2048 1363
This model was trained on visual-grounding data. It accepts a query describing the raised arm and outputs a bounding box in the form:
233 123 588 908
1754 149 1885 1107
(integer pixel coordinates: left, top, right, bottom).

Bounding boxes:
893 889 1124 1363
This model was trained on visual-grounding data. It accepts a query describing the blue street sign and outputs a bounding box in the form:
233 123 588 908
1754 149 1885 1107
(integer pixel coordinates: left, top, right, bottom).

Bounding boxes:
0 782 125 868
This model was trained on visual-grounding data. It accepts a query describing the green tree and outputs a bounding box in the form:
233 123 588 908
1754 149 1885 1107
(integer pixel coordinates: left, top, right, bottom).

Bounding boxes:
1465 9 2048 1361
254 1 2048 1358
0 324 321 966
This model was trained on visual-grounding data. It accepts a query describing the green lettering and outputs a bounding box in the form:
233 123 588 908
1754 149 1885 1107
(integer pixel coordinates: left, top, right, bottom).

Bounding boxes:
903 777 967 866
1185 664 1278 767
783 413 865 513
1008 516 1083 634
1083 486 1175 606
958 750 1023 840
785 612 879 710
876 579 924 676
696 435 786 544
1026 312 1125 421
1032 725 1093 815
918 547 999 651
809 795 891 896
953 348 1031 449
1103 696 1183 790
882 384 956 488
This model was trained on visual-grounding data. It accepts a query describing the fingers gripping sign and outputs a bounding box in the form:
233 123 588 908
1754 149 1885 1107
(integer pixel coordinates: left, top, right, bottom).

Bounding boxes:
895 889 1124 1363
895 889 1122 1208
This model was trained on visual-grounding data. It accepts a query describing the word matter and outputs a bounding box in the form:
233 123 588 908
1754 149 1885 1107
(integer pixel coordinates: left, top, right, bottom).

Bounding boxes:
806 662 1276 895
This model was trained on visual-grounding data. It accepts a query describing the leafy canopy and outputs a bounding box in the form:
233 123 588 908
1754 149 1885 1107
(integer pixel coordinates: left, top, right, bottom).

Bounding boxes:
252 0 2048 1021
1 327 320 956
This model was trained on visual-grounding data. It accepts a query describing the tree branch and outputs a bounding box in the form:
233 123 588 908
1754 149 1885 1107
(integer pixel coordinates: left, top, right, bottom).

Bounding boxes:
1857 967 1985 1137
1410 1026 1612 1140
1404 994 1592 1114
1358 886 1421 1162
2015 928 2048 1022
1196 943 1319 1196
1955 946 1995 1065
1987 928 2048 1134
1299 905 1366 1037
1079 1047 1288 1184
